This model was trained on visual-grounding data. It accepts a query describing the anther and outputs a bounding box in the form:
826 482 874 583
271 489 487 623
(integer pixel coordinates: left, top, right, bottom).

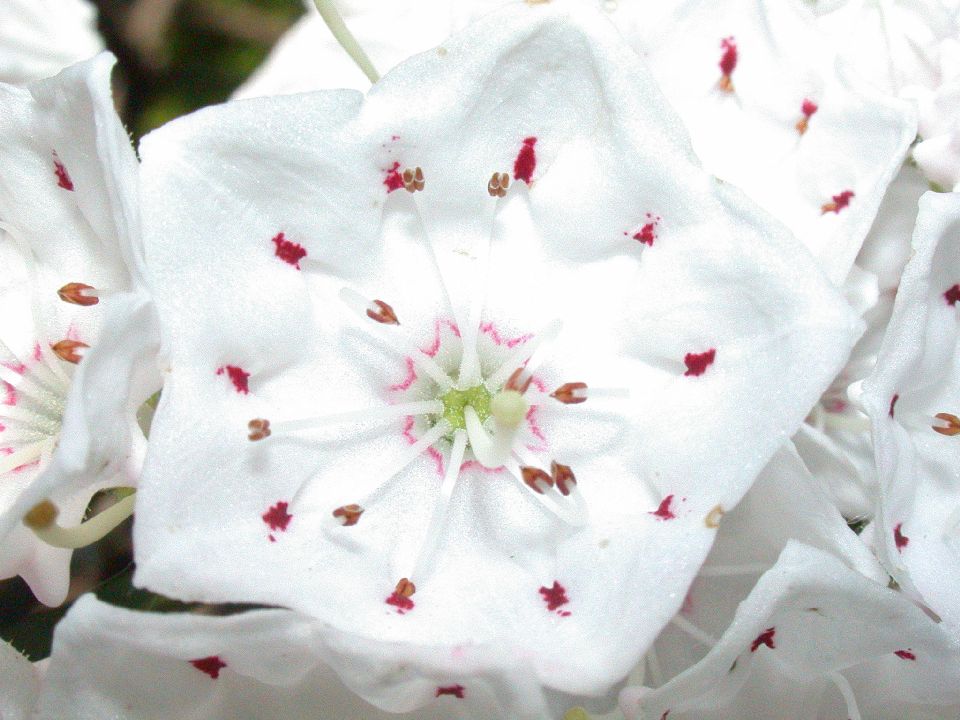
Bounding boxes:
395 577 416 598
51 339 88 364
332 504 364 526
551 461 576 496
521 466 554 494
796 98 818 135
718 37 737 93
933 412 960 436
366 299 400 325
402 167 424 193
57 282 99 306
504 367 532 394
248 418 271 441
821 190 855 215
23 499 58 529
23 493 136 549
705 504 724 528
487 172 510 197
551 382 587 404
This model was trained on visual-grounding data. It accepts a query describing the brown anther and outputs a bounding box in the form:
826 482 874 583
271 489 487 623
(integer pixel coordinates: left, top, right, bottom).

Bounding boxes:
718 75 734 93
551 461 577 496
550 382 587 405
23 499 58 529
402 166 424 193
487 172 510 198
521 466 554 494
51 339 88 364
332 504 364 526
933 412 960 436
395 577 416 598
248 418 271 441
366 299 399 325
504 367 532 394
57 282 98 306
820 201 838 214
705 504 725 529
795 117 809 135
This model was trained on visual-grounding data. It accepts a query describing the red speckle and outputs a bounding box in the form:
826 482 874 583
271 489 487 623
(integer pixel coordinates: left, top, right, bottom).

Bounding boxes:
539 581 570 613
801 99 819 118
262 501 292 533
894 649 917 661
719 37 738 77
889 393 899 418
190 656 226 679
684 349 716 377
271 232 307 269
650 495 676 520
384 161 404 193
386 591 415 614
216 365 250 394
52 153 74 191
894 522 909 552
513 137 538 184
634 224 657 245
944 284 960 306
436 685 465 699
823 190 855 214
750 627 776 652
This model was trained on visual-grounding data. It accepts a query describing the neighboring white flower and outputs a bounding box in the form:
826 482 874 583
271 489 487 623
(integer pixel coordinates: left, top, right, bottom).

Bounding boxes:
0 54 160 606
0 0 103 85
862 190 960 633
910 39 960 192
621 542 960 720
34 595 556 719
133 0 859 705
0 641 40 720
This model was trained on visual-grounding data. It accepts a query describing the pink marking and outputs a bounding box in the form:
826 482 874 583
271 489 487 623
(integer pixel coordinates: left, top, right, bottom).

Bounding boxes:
479 322 532 348
33 343 43 362
459 459 504 473
801 98 818 118
649 495 676 520
750 627 776 652
944 284 960 306
383 161 404 193
894 522 909 552
719 37 738 77
525 405 548 451
889 393 899 418
190 656 226 679
402 416 444 476
262 501 292 534
216 365 250 394
271 232 307 269
627 213 661 246
435 685 465 699
52 153 74 191
386 591 414 613
2 381 14 408
824 190 855 214
422 319 460 357
539 581 570 613
684 349 716 377
390 357 418 391
513 137 538 184
894 649 917 661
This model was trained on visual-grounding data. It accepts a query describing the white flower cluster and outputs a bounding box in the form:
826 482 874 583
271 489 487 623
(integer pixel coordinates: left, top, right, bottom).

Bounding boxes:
1 0 959 718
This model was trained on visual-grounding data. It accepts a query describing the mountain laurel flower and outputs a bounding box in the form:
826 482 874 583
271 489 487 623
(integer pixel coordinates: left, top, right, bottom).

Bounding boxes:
0 53 161 606
132 1 859 706
862 190 960 634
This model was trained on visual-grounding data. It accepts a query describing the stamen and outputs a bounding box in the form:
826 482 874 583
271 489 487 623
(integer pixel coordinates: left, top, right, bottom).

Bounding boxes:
506 457 588 527
670 615 717 647
405 429 468 582
23 492 136 549
402 167 424 193
698 563 766 577
551 461 576 496
704 504 724 528
933 412 960 436
57 282 102 306
332 504 364 526
259 400 443 436
521 466 554 494
504 367 533 394
248 418 271 441
550 382 587 404
368 300 400 325
487 172 510 198
51 339 89 364
0 440 50 475
486 318 562 391
828 672 862 720
464 405 512 468
312 0 380 84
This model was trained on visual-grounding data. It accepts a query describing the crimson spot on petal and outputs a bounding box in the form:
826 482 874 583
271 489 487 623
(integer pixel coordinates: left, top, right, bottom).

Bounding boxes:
52 153 74 191
750 627 776 652
262 501 292 533
386 592 414 613
436 685 466 699
650 494 676 520
801 98 819 118
216 365 250 394
894 649 917 661
271 232 307 269
894 522 909 552
718 37 737 91
190 656 226 679
889 393 899 418
821 190 855 215
513 137 537 184
684 349 716 377
944 284 960 306
539 581 570 613
383 161 404 193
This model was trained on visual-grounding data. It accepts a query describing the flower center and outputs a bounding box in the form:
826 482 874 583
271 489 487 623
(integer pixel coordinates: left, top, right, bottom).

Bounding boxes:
438 383 491 432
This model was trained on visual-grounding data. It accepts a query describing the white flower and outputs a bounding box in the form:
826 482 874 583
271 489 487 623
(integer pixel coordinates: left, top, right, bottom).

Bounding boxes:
133 0 858 705
0 54 160 606
0 0 103 85
0 641 40 720
910 39 960 192
862 190 960 633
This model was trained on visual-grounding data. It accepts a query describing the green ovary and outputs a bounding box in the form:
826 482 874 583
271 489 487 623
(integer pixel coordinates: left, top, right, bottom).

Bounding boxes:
439 384 492 431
